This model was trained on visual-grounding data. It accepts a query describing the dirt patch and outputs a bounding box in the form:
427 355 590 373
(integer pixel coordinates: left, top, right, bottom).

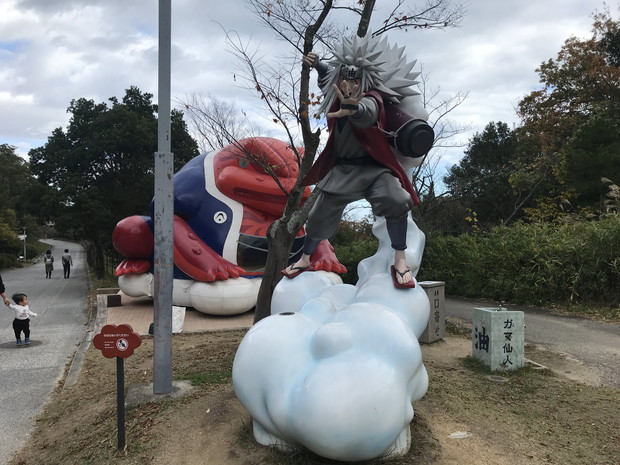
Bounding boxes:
524 343 605 386
9 330 620 465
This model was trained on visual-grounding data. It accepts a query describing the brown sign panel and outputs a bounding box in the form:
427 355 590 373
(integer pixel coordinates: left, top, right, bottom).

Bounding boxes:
93 324 141 358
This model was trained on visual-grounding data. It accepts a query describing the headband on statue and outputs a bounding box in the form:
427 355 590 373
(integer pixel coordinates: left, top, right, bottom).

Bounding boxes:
340 64 362 80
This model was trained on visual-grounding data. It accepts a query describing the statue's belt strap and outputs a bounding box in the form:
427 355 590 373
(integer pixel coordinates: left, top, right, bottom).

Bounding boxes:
335 156 378 166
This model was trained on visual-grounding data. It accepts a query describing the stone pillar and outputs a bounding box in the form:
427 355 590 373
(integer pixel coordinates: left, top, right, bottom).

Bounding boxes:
472 307 524 371
419 281 445 344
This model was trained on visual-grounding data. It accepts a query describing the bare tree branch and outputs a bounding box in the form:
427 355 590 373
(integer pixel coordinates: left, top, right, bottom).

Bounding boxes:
177 93 259 152
408 68 471 212
373 0 468 36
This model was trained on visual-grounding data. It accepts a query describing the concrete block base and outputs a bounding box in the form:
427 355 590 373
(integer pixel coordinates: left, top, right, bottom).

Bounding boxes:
472 307 524 371
419 281 445 344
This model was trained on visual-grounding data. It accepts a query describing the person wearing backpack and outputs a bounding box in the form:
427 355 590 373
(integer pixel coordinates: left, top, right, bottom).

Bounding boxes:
0 273 11 306
43 250 54 279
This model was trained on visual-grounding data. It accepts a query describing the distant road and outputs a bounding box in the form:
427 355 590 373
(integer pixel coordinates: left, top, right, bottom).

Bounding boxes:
0 239 90 465
445 296 620 389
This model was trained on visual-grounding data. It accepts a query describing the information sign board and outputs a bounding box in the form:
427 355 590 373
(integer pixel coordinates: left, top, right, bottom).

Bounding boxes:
93 324 141 358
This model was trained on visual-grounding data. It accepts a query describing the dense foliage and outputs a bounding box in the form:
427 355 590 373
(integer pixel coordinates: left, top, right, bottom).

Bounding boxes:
332 219 378 284
28 86 199 276
440 8 620 231
418 215 620 310
443 122 519 228
517 8 620 218
0 144 48 266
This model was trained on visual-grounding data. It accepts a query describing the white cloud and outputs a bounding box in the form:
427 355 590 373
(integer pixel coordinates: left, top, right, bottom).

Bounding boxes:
0 91 34 104
0 0 609 171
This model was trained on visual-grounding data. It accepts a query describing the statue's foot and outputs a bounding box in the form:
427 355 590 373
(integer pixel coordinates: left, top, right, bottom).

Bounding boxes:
281 264 312 279
390 265 415 289
308 240 347 274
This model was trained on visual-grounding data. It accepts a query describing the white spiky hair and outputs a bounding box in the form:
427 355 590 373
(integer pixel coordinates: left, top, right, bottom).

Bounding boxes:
318 33 421 114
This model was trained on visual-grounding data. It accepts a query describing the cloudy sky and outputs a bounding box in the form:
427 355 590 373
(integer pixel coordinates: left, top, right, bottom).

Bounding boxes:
0 0 607 175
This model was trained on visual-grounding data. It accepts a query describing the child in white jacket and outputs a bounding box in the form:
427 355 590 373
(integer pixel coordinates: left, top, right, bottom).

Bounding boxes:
6 293 37 345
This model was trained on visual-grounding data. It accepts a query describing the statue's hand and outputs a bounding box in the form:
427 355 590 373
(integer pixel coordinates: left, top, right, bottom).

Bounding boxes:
303 52 318 68
326 84 361 119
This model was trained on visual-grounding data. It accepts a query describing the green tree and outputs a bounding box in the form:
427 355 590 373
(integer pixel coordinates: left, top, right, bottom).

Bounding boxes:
563 115 620 208
443 122 521 227
516 7 620 213
29 86 199 276
0 144 31 211
0 144 48 260
518 8 620 150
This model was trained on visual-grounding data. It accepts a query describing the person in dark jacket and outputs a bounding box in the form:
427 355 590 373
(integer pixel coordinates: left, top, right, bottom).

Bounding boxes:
0 273 10 305
61 249 73 279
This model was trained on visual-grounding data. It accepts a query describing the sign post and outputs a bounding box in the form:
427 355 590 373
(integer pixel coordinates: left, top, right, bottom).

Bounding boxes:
18 230 26 260
93 324 142 451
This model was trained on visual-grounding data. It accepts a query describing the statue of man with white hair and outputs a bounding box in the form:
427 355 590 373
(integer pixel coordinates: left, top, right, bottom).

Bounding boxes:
282 33 433 288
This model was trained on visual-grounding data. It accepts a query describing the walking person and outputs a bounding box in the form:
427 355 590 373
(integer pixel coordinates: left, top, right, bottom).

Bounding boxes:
61 249 73 278
43 249 54 279
5 293 37 345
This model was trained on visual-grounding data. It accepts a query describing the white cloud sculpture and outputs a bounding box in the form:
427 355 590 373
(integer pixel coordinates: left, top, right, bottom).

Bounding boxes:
233 216 430 461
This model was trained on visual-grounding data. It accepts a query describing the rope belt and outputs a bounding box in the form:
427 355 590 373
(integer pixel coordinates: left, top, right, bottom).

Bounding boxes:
335 156 378 166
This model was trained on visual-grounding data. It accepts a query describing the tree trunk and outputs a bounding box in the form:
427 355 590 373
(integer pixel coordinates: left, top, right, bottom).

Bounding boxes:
357 0 376 37
253 219 296 323
251 1 332 324
94 240 105 279
84 239 105 278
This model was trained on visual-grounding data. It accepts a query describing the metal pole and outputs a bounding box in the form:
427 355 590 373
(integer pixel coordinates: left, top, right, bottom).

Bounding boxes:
116 357 126 451
153 0 174 394
23 228 26 260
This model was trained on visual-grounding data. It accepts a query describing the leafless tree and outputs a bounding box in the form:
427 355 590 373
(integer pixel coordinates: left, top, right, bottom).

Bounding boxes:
178 93 261 153
411 68 472 223
372 0 468 35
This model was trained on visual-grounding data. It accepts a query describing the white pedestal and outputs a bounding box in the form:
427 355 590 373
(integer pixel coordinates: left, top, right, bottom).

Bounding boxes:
472 307 524 371
419 281 445 344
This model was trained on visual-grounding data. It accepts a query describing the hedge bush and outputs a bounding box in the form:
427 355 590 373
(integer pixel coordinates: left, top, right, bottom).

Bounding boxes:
418 215 620 308
334 238 379 284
